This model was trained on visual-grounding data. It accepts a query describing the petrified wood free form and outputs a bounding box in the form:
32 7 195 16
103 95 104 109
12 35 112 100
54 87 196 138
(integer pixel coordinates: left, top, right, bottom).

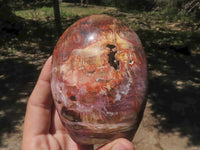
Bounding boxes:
51 15 147 145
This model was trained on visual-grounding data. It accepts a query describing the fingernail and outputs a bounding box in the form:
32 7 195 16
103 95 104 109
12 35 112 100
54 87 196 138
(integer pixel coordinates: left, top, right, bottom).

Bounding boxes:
111 142 127 150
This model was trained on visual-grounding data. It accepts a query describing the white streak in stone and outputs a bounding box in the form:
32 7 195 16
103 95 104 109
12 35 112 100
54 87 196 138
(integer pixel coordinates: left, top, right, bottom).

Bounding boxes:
114 93 121 102
98 89 107 95
107 83 111 90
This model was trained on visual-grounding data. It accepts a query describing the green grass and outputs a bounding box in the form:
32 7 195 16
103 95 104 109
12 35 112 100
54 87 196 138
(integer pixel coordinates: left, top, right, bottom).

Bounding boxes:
14 6 54 20
60 3 106 16
14 2 198 27
11 2 200 54
14 3 108 20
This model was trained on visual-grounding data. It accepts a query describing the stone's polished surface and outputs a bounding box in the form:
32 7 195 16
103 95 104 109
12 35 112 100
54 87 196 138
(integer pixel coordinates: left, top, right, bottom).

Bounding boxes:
51 14 147 145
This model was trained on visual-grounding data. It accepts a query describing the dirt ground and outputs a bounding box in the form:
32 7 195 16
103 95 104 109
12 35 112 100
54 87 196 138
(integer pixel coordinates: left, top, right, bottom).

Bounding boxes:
0 50 200 150
1 101 200 150
0 5 200 150
133 102 200 150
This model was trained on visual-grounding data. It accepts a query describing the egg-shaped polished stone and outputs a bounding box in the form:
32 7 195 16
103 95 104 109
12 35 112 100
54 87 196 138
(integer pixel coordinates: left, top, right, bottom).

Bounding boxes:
51 14 147 145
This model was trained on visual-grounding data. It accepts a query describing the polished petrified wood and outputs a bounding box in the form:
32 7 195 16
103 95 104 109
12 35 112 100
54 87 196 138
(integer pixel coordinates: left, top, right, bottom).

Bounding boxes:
51 14 147 145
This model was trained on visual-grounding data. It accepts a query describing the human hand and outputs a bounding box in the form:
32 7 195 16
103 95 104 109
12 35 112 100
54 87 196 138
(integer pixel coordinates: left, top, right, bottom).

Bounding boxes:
22 56 135 150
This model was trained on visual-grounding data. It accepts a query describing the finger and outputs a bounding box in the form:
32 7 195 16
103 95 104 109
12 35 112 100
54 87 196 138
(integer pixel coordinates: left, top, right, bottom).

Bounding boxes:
23 56 53 137
97 138 134 150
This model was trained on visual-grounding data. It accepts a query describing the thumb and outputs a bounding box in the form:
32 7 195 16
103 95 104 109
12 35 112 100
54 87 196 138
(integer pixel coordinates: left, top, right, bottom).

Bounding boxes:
98 138 134 150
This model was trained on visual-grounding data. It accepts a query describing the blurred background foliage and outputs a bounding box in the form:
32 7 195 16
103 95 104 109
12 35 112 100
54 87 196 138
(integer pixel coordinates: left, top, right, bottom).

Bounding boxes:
1 0 199 38
1 0 200 14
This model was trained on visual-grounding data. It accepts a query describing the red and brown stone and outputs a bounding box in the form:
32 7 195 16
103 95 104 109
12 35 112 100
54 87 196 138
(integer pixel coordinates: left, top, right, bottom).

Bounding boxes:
51 14 147 145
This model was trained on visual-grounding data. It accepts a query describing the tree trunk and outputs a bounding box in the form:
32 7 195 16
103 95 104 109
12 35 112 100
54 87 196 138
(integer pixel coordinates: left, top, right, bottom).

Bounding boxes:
53 0 62 36
81 0 84 6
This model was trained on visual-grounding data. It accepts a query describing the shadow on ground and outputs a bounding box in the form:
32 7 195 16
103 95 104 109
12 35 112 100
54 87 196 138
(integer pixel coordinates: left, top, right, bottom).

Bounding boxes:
105 10 200 145
138 29 200 145
0 11 80 147
0 57 39 147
